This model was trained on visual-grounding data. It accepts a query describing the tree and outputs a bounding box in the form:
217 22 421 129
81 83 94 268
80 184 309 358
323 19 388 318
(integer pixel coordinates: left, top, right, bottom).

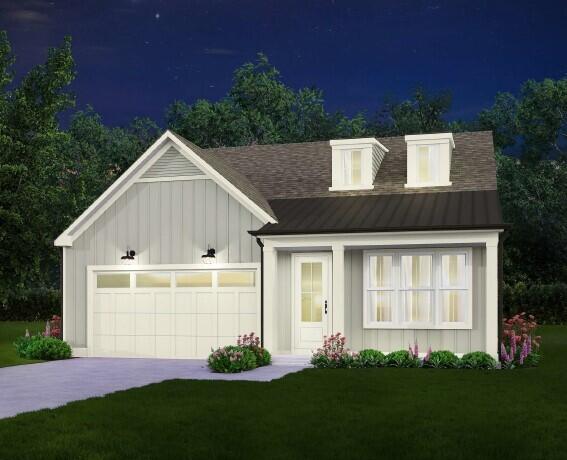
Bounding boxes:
166 53 365 147
478 78 567 161
497 153 567 283
517 78 567 162
477 92 519 152
369 87 454 137
0 35 75 299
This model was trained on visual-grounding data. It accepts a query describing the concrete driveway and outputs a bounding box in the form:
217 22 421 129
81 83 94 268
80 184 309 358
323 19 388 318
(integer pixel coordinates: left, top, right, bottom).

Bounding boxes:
0 356 309 419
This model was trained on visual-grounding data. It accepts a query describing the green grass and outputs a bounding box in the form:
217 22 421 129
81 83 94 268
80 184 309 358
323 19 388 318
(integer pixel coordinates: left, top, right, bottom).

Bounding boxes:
0 321 44 367
1 327 566 459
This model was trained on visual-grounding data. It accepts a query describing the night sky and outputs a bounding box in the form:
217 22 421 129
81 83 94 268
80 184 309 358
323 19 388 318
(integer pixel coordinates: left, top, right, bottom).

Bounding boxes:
1 0 566 127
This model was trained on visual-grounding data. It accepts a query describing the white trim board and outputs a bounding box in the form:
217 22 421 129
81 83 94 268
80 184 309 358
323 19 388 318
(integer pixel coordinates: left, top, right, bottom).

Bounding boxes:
55 130 276 247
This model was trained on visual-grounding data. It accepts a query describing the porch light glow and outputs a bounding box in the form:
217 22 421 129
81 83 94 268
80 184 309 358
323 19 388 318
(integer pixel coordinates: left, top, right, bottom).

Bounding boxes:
201 247 216 264
121 248 136 265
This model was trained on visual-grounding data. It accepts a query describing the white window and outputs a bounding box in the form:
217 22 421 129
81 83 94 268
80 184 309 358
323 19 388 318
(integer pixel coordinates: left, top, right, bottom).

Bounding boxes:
342 150 362 186
363 248 472 329
404 133 453 187
415 144 439 184
329 138 388 191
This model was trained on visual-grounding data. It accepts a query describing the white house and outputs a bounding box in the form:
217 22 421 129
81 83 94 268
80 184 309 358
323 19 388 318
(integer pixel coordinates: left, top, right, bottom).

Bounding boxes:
55 130 505 358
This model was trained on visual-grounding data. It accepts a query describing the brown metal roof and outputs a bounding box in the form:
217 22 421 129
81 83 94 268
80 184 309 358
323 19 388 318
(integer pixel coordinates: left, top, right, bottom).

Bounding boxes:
207 131 498 200
250 190 506 236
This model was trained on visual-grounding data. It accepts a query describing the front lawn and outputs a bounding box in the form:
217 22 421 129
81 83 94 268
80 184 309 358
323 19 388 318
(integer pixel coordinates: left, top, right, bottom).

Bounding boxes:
0 321 44 368
0 326 566 459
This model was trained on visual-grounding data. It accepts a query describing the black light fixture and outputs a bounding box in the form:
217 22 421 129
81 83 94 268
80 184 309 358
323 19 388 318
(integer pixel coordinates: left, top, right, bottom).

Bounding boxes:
201 246 216 264
121 248 136 265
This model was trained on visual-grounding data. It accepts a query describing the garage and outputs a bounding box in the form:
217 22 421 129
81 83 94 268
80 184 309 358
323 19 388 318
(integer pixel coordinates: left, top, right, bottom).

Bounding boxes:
88 265 259 358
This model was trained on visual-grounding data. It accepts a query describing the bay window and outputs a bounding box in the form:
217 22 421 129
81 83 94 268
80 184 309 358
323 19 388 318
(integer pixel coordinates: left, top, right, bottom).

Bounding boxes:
363 248 472 329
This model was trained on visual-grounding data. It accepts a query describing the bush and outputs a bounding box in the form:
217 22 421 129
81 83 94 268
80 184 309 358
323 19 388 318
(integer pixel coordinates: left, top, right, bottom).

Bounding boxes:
422 350 460 369
207 345 257 373
354 349 385 368
500 312 541 368
0 289 61 321
237 332 271 367
503 282 567 324
310 333 355 368
14 335 72 360
459 352 497 369
385 350 419 368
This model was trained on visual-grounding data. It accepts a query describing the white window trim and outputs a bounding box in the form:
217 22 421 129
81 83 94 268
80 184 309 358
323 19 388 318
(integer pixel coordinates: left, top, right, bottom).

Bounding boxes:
363 247 472 330
405 142 452 188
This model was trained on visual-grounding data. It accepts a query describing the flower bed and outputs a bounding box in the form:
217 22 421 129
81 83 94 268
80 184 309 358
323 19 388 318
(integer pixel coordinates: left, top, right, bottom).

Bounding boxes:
207 332 271 373
311 315 543 371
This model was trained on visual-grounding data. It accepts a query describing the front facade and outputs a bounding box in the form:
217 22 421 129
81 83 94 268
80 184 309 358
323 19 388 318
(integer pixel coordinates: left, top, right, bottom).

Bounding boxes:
56 130 505 359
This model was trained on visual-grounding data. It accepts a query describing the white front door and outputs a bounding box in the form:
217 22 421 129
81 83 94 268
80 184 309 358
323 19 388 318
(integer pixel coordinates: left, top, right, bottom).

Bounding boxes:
292 253 332 354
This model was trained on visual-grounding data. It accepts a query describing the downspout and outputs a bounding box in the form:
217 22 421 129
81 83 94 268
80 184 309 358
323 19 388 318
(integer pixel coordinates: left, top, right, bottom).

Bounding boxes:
255 237 265 347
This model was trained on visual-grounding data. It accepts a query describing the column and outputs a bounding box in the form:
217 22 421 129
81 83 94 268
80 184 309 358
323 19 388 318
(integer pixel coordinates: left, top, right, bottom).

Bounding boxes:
332 243 345 335
485 239 499 359
263 245 277 351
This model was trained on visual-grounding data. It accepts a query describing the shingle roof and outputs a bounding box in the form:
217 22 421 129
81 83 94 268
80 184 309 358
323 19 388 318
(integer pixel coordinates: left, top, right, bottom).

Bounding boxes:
172 132 277 220
250 190 506 236
206 131 498 200
173 130 504 234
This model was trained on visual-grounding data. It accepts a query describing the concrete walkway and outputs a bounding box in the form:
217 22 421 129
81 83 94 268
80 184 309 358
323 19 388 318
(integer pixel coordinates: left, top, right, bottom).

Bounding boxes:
0 356 310 420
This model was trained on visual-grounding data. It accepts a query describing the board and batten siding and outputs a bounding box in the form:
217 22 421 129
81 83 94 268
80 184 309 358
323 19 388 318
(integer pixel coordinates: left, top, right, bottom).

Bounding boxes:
273 247 486 354
64 179 263 347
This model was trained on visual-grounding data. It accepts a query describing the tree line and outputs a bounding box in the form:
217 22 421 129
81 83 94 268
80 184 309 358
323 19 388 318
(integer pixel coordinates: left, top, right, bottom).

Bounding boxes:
1 33 566 302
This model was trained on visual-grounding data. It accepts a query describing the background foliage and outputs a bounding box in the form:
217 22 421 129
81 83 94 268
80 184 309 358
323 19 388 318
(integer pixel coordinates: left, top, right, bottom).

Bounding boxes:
0 32 566 319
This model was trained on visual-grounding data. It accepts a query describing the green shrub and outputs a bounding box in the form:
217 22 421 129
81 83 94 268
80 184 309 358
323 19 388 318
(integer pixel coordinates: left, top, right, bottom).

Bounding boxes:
422 350 459 369
0 289 61 321
503 282 567 324
15 335 72 360
459 351 497 369
310 351 354 369
385 350 419 368
354 349 385 368
237 333 271 367
310 332 355 368
207 346 257 373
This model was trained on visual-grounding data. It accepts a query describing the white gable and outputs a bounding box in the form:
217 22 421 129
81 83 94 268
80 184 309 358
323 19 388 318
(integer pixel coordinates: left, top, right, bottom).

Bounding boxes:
141 146 204 179
55 131 276 247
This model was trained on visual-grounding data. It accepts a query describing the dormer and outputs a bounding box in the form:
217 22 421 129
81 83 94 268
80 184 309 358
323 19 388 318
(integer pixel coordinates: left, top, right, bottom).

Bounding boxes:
329 138 389 191
404 132 454 188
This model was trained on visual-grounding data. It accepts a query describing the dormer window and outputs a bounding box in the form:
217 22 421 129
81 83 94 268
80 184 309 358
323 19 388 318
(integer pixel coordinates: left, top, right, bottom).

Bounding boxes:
343 150 362 186
405 133 454 188
329 138 388 191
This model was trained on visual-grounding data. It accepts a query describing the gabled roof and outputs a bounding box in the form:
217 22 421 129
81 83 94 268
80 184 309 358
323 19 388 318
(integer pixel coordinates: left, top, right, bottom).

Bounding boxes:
173 133 276 221
55 130 276 247
206 131 498 200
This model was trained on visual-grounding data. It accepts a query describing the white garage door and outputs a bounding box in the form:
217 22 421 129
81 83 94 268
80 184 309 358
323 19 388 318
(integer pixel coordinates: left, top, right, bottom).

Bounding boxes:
89 266 259 358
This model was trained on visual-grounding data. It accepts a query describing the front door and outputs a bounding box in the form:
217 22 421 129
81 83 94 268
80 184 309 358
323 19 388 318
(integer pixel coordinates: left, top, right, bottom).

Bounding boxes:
292 253 332 354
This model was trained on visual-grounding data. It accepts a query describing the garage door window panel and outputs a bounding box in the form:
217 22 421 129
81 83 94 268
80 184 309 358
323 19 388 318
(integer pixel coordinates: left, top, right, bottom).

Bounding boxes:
136 272 171 288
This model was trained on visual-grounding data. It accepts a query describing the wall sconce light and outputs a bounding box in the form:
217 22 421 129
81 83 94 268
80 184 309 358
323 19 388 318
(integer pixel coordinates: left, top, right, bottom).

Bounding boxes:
201 246 216 264
121 248 136 265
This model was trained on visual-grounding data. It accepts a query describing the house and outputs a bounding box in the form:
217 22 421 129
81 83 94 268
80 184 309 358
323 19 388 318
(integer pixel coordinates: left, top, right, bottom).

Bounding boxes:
55 130 505 359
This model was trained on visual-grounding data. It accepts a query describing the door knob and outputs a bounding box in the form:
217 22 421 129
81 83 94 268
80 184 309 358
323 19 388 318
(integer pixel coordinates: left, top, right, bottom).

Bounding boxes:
324 300 328 315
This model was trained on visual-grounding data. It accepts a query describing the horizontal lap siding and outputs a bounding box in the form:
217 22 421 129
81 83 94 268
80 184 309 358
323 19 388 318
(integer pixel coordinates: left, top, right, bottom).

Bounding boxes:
345 247 486 354
65 179 263 347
